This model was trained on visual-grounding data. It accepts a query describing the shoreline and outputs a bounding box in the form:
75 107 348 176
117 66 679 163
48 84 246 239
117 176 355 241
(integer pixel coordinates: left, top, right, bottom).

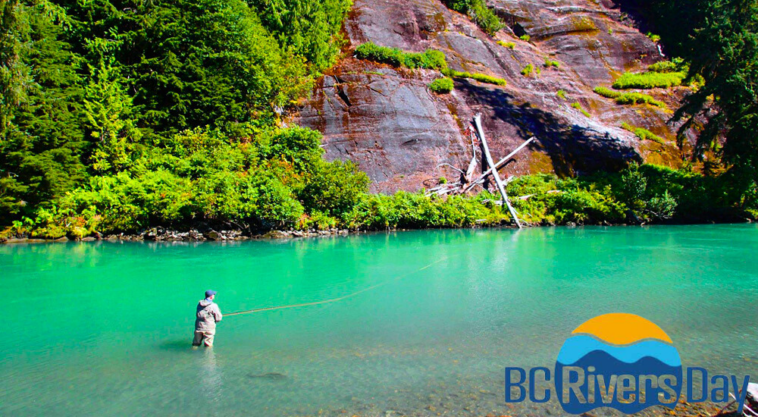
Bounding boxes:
2 219 753 245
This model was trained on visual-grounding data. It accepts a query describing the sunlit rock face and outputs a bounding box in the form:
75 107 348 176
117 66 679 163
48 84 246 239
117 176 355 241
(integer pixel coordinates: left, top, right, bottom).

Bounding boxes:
294 0 691 193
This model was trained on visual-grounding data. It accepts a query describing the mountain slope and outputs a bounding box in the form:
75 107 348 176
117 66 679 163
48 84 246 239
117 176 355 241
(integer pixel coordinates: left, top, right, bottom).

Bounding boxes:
295 0 692 193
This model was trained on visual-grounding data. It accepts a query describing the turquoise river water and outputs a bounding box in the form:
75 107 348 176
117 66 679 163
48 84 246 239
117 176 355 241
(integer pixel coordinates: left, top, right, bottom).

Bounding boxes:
2 225 757 416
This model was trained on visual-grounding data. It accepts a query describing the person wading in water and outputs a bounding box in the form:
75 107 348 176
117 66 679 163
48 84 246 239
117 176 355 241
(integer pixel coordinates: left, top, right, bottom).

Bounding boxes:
193 290 223 347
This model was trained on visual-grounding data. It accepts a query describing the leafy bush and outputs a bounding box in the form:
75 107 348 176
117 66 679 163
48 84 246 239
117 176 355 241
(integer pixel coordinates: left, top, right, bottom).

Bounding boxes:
557 90 567 100
498 41 516 49
544 58 560 68
520 35 531 42
441 0 504 35
354 43 448 70
521 64 535 77
429 78 455 93
612 71 685 89
442 69 507 86
621 123 666 144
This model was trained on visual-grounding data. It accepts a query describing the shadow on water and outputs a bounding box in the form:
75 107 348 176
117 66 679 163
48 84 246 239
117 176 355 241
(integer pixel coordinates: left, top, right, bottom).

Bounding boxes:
158 339 197 352
455 80 641 176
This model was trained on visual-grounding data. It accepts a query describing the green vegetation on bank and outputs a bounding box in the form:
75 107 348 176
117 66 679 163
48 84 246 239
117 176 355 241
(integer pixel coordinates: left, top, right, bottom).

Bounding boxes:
441 69 507 86
0 0 355 229
521 64 535 77
632 0 758 200
612 71 685 89
354 43 447 70
9 162 755 238
594 87 667 108
352 43 506 87
441 0 504 35
498 41 516 49
621 123 666 144
429 78 455 94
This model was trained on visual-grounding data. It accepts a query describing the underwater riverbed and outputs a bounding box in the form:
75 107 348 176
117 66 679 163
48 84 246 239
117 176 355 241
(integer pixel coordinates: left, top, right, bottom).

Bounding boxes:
2 225 757 416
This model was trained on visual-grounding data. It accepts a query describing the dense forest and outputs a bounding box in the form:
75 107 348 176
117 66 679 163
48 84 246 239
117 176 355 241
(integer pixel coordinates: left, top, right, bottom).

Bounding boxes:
0 0 757 239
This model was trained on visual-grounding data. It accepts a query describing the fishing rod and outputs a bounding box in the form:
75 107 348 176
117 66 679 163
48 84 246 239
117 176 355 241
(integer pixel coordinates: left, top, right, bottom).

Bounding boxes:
224 257 448 317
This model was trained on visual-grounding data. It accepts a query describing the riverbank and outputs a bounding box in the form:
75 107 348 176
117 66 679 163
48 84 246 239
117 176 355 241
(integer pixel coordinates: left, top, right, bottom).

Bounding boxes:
3 215 754 245
3 163 756 245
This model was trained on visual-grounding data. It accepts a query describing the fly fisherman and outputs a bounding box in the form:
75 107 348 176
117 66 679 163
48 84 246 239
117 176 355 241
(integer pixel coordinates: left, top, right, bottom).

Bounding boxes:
193 290 223 347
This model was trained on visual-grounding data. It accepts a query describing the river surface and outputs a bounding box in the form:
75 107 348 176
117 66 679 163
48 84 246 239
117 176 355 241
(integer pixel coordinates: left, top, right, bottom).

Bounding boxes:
2 225 757 416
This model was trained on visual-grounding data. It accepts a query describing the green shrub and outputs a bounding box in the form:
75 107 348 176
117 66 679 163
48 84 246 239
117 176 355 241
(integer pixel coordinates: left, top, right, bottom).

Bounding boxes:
557 90 567 100
442 69 507 86
612 71 685 89
354 43 448 70
544 58 560 68
593 86 622 99
595 87 666 107
572 102 591 117
441 0 504 35
498 41 516 49
614 92 666 108
647 32 661 43
429 78 455 93
621 123 666 144
520 34 531 42
521 64 535 77
648 61 678 73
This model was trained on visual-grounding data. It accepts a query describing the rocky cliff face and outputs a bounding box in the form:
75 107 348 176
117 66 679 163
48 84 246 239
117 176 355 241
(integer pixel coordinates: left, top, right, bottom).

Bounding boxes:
294 0 690 193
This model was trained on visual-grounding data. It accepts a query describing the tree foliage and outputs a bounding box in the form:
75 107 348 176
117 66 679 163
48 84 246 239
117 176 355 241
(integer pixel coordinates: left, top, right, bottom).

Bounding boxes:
0 0 351 226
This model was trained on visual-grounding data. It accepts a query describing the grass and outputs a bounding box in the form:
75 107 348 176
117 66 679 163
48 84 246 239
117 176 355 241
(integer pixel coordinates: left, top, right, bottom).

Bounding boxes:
593 86 621 98
594 86 667 108
355 42 447 70
621 122 665 144
612 71 685 89
520 35 531 42
647 61 679 73
615 92 666 108
429 77 454 94
442 69 507 86
544 58 560 68
521 63 535 77
498 41 516 49
572 102 591 118
557 90 567 100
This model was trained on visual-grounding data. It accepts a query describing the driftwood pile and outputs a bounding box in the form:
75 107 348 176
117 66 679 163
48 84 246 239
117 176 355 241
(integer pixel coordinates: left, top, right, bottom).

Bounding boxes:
427 114 535 229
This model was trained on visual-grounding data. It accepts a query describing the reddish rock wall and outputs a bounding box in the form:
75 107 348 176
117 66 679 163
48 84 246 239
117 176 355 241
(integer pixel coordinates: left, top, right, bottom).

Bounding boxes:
294 0 690 193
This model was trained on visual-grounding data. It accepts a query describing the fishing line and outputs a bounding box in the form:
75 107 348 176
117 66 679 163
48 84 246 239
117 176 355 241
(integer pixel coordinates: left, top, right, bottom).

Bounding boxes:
225 257 448 317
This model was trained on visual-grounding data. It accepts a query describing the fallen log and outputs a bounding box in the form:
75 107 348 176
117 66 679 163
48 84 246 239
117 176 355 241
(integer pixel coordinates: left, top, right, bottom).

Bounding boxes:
461 136 535 193
473 114 522 229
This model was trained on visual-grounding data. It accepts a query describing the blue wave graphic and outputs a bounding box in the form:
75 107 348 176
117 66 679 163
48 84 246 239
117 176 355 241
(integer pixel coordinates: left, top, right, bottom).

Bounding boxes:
555 350 683 414
557 335 681 367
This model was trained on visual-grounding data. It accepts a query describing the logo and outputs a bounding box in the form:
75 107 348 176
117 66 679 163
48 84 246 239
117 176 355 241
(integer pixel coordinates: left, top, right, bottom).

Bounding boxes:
505 313 751 414
555 313 681 414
